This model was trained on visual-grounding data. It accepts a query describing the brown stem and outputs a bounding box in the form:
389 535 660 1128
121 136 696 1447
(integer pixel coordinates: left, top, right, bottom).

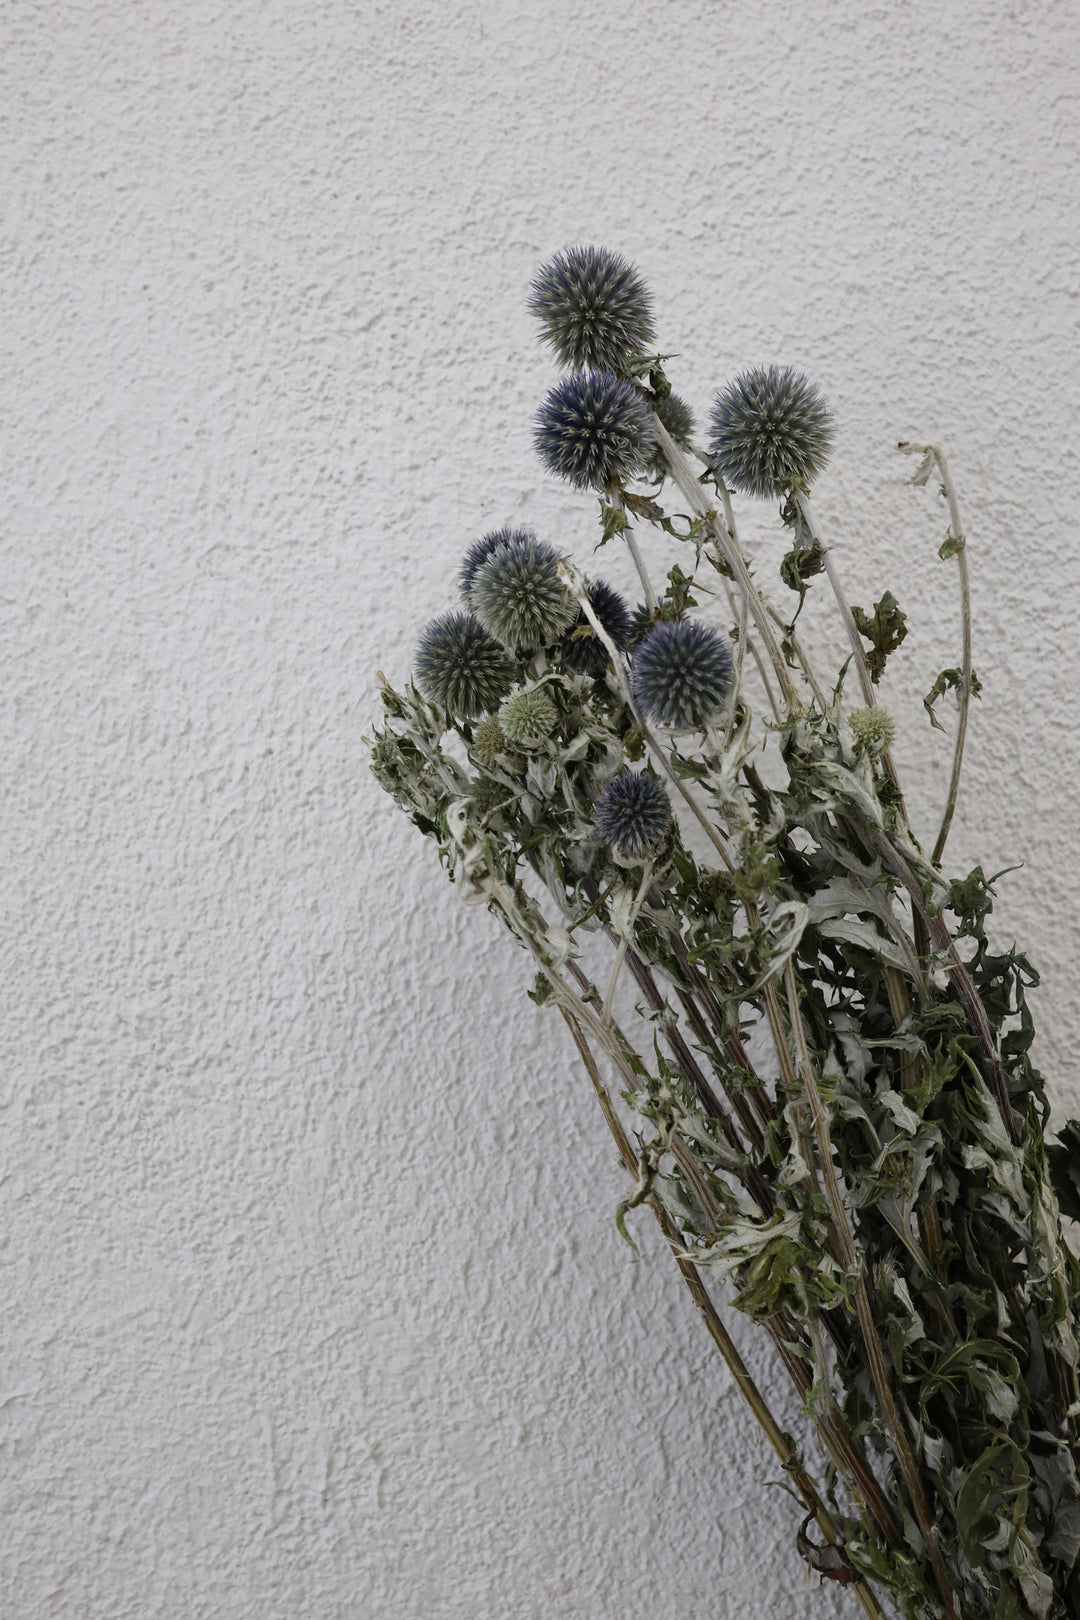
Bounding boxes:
558 1006 888 1620
783 963 959 1620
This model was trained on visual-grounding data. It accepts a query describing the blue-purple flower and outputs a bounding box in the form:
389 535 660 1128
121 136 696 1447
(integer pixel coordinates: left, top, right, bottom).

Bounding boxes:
631 619 734 728
709 366 832 498
560 579 633 678
535 371 654 491
595 771 671 859
459 528 537 600
469 534 575 650
414 611 515 718
529 245 656 373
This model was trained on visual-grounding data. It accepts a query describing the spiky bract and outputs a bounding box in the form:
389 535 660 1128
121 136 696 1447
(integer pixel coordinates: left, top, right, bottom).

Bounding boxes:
459 528 537 600
471 714 507 765
499 687 559 745
646 391 695 481
414 611 514 718
534 371 654 491
595 770 671 859
631 619 734 728
470 535 575 650
529 245 656 373
560 579 633 678
849 706 895 753
709 365 832 498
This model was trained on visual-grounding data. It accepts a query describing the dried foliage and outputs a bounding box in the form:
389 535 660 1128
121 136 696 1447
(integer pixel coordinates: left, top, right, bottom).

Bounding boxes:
371 253 1080 1620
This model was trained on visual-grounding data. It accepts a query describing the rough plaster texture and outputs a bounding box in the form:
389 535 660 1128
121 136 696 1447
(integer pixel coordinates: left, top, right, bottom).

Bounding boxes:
3 2 1079 1616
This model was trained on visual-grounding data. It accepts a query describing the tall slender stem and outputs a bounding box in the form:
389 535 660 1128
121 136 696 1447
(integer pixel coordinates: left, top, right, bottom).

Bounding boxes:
625 525 658 614
913 445 972 868
795 491 911 827
783 962 959 1620
650 417 801 713
557 1006 887 1620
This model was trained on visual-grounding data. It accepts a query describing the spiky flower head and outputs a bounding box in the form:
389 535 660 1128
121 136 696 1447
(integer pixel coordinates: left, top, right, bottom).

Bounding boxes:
708 365 832 498
628 602 659 648
560 578 633 678
595 770 671 860
631 618 734 728
535 371 655 491
471 713 507 766
469 776 513 819
458 528 537 600
470 534 576 651
499 686 559 746
849 706 895 753
645 391 695 481
414 611 514 718
529 245 656 373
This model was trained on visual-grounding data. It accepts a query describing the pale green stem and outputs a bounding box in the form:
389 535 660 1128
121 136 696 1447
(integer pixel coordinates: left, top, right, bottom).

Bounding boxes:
765 602 829 710
557 1006 885 1620
926 447 971 867
651 418 800 713
602 860 654 1024
796 491 910 823
782 961 959 1620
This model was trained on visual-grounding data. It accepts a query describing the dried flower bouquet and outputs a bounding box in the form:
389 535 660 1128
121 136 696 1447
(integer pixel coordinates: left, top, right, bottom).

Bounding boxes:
371 247 1080 1620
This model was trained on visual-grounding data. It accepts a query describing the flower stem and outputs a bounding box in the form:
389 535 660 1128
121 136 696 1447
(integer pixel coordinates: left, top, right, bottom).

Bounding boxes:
557 1006 887 1620
782 961 960 1620
650 418 801 714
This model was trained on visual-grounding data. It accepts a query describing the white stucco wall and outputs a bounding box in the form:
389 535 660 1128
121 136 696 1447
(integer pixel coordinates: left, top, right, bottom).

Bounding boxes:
4 3 1079 1616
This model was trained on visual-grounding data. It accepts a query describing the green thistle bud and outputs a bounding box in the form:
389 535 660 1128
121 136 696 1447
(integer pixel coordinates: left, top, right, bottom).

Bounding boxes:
499 687 559 745
471 535 576 651
469 776 513 819
472 714 507 766
849 706 895 753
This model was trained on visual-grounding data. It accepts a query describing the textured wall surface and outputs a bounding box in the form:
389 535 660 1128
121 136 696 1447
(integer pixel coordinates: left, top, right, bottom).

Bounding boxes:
3 2 1079 1616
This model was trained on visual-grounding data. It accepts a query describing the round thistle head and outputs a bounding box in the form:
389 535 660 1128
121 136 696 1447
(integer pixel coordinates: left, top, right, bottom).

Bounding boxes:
560 578 633 678
459 527 537 600
529 245 656 372
645 391 695 481
595 770 671 860
471 713 507 766
849 706 895 753
498 686 559 746
469 776 513 819
628 601 658 649
534 371 655 491
631 618 734 728
470 534 575 650
414 611 514 718
708 365 832 498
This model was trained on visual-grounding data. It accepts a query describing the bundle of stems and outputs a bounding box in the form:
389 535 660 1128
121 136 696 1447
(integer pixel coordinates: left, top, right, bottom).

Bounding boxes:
371 248 1080 1619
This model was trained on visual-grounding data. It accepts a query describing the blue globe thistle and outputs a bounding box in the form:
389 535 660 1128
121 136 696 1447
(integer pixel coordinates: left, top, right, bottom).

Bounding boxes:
560 578 633 678
535 371 655 491
595 770 671 860
470 534 575 650
645 391 695 481
708 365 833 498
529 245 656 372
631 618 734 728
458 527 537 600
414 611 514 718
